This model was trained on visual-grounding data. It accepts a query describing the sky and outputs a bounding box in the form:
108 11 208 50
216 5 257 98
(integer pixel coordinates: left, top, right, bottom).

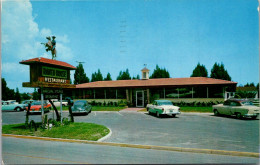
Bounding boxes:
1 0 259 93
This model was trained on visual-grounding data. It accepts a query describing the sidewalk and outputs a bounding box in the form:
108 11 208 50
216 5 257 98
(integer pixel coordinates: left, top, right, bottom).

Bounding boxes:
120 108 145 112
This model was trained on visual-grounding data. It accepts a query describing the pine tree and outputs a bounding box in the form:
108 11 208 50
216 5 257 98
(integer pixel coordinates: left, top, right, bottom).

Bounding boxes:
74 63 89 84
104 73 112 81
191 63 208 77
150 65 170 79
210 62 231 81
117 69 131 80
15 88 21 103
91 69 103 82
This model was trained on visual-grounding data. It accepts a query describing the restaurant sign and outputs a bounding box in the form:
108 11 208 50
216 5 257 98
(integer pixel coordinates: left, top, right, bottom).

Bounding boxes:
42 66 67 83
40 88 63 99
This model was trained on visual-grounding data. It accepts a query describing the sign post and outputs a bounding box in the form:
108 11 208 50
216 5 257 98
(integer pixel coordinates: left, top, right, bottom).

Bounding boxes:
60 93 62 124
41 92 44 127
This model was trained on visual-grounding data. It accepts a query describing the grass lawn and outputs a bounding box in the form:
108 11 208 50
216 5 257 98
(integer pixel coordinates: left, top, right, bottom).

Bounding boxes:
179 106 212 112
2 122 110 141
52 106 125 111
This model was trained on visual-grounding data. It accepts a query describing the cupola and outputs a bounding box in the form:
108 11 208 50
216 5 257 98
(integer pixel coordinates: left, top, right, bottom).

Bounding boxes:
141 64 149 80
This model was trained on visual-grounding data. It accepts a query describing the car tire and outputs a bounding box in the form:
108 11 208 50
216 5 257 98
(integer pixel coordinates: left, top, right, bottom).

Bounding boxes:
251 116 257 120
172 114 176 118
156 111 160 118
214 110 219 116
236 112 242 119
15 107 21 111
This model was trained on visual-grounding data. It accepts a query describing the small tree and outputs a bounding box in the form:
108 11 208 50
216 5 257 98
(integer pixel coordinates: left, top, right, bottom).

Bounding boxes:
132 74 140 80
32 88 40 100
117 69 131 80
244 82 255 87
191 63 208 77
150 65 170 79
74 63 89 84
2 78 15 100
21 93 31 101
104 73 112 81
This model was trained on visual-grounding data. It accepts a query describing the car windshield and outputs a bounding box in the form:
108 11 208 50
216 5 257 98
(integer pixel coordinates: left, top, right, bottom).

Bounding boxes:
158 101 173 106
32 101 42 105
74 101 85 106
241 101 254 106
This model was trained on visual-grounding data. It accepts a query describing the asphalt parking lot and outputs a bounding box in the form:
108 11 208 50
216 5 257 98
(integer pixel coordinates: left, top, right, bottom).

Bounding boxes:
2 110 259 153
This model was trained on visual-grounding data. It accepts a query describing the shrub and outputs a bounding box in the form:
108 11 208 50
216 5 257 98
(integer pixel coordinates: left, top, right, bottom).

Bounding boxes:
114 102 118 106
62 117 70 126
91 100 96 106
103 101 107 106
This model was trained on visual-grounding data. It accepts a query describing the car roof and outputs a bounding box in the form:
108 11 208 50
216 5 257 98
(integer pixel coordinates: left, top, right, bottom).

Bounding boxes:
227 99 250 102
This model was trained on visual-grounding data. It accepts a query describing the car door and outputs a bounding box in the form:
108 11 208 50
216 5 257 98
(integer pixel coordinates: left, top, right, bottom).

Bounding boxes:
220 100 231 115
150 101 157 113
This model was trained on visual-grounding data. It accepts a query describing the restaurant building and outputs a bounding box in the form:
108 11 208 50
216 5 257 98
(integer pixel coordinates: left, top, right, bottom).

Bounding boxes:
74 67 237 107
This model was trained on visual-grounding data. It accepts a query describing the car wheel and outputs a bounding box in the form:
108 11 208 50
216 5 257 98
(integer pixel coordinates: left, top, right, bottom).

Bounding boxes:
236 113 242 119
156 111 160 118
172 114 176 118
214 110 219 116
15 107 21 111
251 116 257 120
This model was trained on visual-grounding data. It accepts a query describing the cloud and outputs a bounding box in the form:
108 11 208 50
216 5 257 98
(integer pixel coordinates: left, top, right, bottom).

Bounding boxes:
2 0 74 92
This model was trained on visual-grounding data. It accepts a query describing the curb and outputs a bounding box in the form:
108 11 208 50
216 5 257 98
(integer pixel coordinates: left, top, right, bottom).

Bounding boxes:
2 134 259 158
97 127 112 142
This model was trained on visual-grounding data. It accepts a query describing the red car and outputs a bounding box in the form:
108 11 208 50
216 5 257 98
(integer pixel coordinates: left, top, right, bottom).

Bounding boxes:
26 101 51 114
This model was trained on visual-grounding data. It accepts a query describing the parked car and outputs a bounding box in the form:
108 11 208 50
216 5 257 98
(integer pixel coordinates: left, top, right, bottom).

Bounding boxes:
71 100 91 115
22 100 36 107
2 101 27 111
212 99 260 119
53 100 68 107
146 100 181 117
25 101 51 114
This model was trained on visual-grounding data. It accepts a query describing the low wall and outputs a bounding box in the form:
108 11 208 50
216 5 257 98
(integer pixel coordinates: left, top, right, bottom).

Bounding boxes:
74 99 127 103
162 98 224 103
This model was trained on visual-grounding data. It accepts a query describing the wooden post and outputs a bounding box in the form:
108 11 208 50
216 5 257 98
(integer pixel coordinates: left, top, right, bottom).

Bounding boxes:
126 89 129 102
147 88 150 104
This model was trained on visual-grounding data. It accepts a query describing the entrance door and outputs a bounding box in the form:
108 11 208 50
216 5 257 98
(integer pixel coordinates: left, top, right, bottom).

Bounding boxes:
136 91 144 107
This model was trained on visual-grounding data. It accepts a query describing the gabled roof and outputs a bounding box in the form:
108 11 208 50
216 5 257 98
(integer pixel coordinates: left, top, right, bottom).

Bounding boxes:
76 77 237 89
141 67 150 72
19 57 76 70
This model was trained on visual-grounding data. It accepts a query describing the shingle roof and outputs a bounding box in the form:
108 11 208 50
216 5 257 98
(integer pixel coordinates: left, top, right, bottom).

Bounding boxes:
19 57 76 70
76 77 237 89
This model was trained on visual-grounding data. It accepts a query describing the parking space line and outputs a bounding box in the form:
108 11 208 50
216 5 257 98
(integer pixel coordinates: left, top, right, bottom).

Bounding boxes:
117 112 123 116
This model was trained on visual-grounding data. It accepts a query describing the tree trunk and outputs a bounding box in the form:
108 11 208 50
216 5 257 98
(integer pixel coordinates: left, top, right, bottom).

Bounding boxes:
48 99 61 121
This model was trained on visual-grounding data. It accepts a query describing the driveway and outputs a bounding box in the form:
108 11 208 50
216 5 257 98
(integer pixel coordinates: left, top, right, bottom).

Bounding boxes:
2 111 259 153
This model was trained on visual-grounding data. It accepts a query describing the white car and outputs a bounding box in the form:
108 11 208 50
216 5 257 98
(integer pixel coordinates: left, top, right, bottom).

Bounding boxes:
146 100 181 117
53 100 68 107
213 99 260 119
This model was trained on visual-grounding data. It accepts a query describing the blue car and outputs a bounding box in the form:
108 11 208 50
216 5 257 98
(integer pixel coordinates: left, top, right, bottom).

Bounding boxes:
71 100 92 115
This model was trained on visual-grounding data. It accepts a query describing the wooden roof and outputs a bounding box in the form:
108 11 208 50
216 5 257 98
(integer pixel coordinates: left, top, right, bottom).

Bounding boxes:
76 77 237 89
19 57 76 70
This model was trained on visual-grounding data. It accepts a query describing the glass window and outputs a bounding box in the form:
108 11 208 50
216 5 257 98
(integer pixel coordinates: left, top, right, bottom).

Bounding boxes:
241 101 253 106
223 101 230 106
